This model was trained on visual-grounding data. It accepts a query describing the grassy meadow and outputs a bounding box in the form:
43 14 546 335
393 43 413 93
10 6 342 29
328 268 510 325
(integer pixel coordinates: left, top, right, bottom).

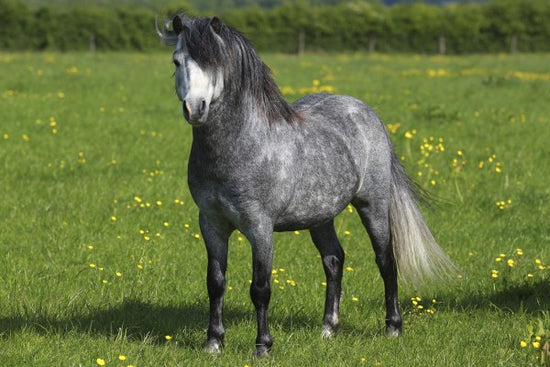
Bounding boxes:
0 51 548 366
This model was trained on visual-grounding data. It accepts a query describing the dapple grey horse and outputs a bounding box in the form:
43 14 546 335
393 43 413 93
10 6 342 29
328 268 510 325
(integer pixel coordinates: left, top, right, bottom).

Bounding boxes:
157 15 455 357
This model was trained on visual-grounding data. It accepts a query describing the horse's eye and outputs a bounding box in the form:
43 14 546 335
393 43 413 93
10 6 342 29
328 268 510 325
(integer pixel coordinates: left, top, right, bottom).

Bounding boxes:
173 58 181 67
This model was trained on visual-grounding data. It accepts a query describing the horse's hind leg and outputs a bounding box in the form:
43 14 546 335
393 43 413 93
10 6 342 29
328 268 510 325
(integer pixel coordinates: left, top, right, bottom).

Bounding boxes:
309 220 345 338
354 199 402 336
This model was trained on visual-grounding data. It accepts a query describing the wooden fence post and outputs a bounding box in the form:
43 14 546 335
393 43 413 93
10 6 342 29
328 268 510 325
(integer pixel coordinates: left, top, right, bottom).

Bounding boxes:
439 34 446 55
298 29 305 55
369 34 377 53
89 33 96 52
510 34 518 53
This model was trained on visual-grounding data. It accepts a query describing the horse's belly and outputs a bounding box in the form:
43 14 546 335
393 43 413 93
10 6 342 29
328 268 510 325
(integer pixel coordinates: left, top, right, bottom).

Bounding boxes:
273 188 353 231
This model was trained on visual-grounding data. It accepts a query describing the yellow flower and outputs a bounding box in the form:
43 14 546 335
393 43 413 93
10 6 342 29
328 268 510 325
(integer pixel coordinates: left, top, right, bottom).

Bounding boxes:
352 296 359 302
343 230 351 236
110 216 117 222
118 355 127 361
96 358 106 366
507 259 515 268
520 340 527 348
165 335 172 341
404 131 414 139
532 341 540 349
516 248 523 256
386 123 401 134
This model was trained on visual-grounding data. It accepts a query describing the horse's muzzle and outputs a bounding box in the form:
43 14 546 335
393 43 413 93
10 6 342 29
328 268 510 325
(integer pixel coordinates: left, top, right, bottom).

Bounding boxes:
183 99 207 125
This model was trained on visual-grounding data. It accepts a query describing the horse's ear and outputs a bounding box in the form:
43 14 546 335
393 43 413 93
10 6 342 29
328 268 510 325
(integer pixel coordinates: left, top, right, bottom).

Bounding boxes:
210 17 223 35
173 15 185 35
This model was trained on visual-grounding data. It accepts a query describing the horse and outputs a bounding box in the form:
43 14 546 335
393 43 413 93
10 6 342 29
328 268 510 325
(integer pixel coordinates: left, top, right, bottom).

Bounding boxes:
157 14 456 357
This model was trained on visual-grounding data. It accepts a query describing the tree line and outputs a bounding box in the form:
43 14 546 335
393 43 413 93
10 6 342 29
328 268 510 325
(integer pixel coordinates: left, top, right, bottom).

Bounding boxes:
1 0 549 54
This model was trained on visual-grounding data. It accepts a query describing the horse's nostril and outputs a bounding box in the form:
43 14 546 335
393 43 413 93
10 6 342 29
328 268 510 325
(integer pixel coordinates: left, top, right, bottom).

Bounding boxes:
199 100 206 115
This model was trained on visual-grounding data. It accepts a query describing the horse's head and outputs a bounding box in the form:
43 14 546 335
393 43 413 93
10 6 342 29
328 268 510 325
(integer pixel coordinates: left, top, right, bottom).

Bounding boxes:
158 15 225 126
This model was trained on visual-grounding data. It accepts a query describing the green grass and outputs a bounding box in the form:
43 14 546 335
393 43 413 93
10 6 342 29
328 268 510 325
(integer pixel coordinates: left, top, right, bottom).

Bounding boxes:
0 51 548 366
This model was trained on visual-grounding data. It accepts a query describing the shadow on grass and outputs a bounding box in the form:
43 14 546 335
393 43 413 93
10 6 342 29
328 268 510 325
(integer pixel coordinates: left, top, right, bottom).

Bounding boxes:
431 279 549 315
486 279 549 314
0 299 232 347
1 280 546 346
0 298 340 347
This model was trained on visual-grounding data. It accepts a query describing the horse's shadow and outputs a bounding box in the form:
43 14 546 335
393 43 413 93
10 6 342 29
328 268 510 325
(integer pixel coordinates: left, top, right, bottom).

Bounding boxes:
461 279 549 314
1 280 547 346
0 299 224 348
0 298 333 347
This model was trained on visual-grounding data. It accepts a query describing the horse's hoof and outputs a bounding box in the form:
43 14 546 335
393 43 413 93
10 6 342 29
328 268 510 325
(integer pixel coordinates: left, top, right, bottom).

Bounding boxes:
385 325 401 337
203 339 223 355
321 325 337 339
253 345 270 359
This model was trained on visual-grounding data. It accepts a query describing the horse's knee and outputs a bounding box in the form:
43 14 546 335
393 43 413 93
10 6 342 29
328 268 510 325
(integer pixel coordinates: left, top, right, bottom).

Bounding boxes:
250 280 271 307
322 254 344 280
207 271 225 298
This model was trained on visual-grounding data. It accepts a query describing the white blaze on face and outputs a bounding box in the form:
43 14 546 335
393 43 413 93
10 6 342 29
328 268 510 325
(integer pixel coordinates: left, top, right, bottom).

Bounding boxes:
185 59 222 105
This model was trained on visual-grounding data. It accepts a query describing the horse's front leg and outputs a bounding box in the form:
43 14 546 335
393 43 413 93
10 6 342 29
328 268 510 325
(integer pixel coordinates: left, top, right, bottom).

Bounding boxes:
199 213 233 354
244 220 274 357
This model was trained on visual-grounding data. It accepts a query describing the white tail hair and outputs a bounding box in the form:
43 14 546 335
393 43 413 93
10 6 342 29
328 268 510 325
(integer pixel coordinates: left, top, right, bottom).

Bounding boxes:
389 154 458 286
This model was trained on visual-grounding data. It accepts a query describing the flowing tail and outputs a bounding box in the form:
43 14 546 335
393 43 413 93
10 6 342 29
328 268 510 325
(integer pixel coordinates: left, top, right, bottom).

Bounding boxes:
389 152 458 286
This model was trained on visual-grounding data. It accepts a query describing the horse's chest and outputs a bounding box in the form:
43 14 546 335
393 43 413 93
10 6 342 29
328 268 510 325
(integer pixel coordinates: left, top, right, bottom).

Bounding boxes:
187 168 247 223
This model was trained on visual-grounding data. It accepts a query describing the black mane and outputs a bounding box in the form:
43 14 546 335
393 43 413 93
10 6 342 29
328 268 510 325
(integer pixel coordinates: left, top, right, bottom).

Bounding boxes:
160 15 301 125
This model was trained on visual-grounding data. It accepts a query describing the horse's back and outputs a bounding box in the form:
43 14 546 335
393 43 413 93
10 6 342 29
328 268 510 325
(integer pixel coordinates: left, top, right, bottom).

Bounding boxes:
292 93 392 168
293 93 394 198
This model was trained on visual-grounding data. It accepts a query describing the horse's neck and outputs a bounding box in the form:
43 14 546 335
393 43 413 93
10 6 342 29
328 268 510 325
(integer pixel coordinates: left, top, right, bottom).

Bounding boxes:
191 103 271 162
